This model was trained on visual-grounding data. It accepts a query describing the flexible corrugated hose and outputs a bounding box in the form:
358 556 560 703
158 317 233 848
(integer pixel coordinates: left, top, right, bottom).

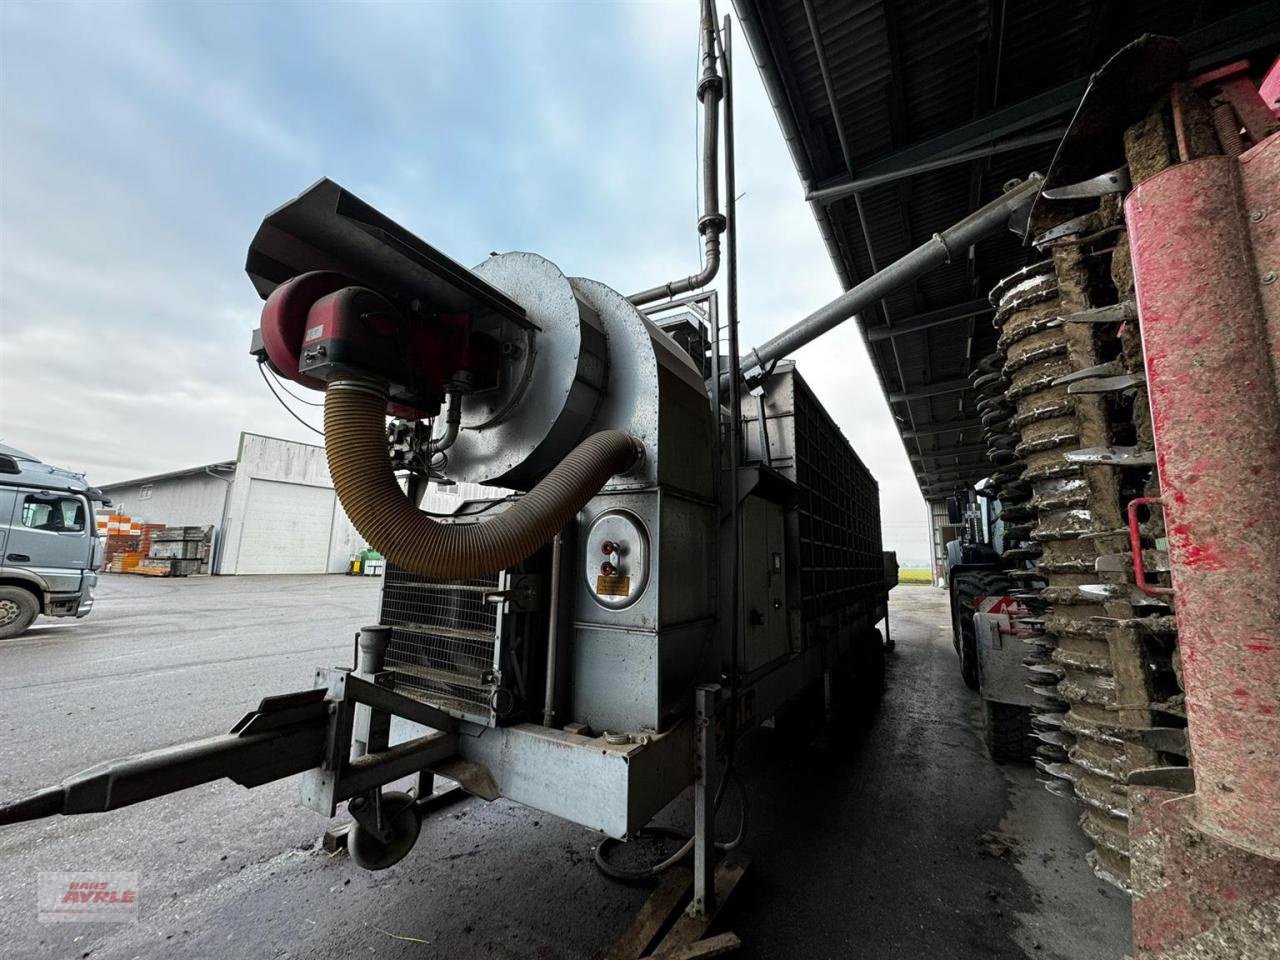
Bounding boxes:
324 380 642 579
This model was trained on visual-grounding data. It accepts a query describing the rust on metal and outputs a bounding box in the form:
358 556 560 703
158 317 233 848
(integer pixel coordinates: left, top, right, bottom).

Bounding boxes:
1127 141 1280 861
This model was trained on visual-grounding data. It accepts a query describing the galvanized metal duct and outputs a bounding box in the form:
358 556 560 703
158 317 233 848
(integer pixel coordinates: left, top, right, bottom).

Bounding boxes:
324 380 642 579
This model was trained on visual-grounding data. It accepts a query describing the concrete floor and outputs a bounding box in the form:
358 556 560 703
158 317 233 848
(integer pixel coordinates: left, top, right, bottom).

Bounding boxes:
0 576 1129 959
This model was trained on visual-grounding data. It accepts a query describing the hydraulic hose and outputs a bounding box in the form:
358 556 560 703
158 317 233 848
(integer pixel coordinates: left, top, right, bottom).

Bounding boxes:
324 380 642 579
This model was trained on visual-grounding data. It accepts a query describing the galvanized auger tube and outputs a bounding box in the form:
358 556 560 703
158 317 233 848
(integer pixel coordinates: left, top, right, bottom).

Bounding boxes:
723 173 1044 392
323 380 643 579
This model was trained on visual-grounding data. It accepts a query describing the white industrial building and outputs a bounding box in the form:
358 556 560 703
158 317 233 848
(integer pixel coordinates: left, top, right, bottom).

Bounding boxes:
101 433 369 575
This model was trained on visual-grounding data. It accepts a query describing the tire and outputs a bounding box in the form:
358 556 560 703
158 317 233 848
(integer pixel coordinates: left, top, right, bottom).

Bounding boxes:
347 791 421 871
952 569 1015 692
0 587 39 640
983 700 1034 763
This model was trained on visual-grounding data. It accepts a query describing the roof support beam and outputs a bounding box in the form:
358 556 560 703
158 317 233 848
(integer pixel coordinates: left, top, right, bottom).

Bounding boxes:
918 471 987 488
911 443 990 461
889 377 971 403
867 298 993 342
901 418 983 438
918 463 990 480
809 127 1067 203
920 485 982 498
828 83 1083 198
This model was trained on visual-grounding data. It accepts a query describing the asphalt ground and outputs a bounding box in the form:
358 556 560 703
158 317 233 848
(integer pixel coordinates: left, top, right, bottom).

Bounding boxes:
0 575 1129 959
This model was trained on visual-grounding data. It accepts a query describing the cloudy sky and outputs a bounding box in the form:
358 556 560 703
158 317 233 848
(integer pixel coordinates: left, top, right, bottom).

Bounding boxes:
0 0 931 564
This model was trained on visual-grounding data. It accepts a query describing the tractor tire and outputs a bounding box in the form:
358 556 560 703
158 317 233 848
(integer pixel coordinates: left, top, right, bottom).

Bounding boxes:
952 569 1015 692
0 587 38 640
983 700 1034 763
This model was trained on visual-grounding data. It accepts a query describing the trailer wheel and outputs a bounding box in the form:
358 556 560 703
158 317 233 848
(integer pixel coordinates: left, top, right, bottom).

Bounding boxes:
0 587 38 640
983 701 1034 763
347 791 421 871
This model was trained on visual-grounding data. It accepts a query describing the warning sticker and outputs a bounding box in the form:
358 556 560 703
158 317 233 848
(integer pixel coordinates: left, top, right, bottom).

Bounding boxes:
595 575 631 597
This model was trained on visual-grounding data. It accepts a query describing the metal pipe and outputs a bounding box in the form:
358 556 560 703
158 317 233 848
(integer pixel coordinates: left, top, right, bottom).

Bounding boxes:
541 533 563 727
351 624 392 763
429 389 463 454
721 13 743 748
204 465 235 576
628 0 726 305
724 174 1042 391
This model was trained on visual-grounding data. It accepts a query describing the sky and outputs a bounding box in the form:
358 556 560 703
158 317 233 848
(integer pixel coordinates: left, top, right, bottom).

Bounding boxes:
0 0 931 565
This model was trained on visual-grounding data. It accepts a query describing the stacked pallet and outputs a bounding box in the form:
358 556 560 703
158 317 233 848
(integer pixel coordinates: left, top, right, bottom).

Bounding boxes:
98 513 141 566
96 514 166 569
137 527 211 577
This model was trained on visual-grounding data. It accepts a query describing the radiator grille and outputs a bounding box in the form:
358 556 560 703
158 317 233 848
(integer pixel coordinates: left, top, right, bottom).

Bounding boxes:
381 565 503 725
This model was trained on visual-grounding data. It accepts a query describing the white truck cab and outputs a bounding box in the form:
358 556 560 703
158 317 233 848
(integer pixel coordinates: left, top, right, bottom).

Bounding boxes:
0 444 108 639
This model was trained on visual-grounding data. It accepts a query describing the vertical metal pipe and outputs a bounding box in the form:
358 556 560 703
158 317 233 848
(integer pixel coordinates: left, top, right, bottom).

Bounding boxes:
541 533 563 727
1127 152 1280 860
352 625 392 761
204 466 234 576
429 389 463 454
721 14 743 736
628 0 725 305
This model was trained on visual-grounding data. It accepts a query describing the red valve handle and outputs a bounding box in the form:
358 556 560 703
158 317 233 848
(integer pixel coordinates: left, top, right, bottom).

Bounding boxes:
1127 496 1175 597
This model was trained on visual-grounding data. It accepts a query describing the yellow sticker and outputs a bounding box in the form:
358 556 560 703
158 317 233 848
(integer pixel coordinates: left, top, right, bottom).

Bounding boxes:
595 575 631 597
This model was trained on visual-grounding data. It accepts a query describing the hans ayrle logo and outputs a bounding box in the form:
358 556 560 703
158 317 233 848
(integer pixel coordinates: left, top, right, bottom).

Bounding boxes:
37 873 139 923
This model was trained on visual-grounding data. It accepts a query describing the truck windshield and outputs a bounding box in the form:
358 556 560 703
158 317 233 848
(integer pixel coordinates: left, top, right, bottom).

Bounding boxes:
20 495 86 532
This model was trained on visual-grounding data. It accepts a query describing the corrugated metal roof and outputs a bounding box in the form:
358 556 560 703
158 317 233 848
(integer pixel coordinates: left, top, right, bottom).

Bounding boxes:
733 0 1280 500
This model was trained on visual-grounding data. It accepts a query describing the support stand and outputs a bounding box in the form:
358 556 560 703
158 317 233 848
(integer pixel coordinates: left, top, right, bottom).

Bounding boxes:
603 683 748 960
691 683 719 918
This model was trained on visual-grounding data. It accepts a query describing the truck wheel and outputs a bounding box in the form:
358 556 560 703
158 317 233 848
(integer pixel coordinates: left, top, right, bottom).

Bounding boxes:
952 570 1015 692
0 587 38 640
983 701 1034 763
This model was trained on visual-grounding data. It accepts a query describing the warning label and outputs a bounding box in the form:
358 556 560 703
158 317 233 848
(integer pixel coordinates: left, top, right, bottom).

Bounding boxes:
595 575 631 597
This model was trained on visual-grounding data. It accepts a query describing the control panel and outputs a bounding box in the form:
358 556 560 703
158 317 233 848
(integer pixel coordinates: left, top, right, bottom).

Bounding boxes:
584 509 650 609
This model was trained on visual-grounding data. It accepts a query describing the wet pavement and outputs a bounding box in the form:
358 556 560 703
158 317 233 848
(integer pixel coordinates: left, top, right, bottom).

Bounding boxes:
0 576 1128 959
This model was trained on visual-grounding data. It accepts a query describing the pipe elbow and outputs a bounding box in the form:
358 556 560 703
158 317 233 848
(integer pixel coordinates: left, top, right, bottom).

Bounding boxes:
324 381 642 579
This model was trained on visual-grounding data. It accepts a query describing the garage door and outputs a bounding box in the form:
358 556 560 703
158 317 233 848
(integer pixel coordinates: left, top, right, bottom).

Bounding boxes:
235 479 336 574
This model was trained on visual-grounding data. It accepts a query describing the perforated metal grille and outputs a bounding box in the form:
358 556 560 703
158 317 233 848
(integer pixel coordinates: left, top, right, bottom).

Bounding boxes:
381 564 501 724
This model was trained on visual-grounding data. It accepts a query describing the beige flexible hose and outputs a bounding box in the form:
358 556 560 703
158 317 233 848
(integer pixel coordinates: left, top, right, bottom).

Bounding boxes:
324 380 641 579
